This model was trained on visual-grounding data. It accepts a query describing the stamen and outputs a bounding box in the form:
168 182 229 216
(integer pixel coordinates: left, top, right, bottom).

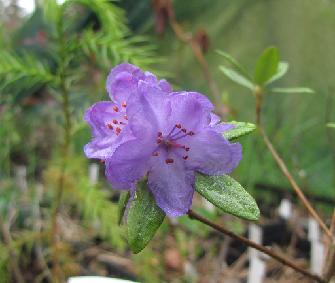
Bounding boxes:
182 128 187 133
169 130 183 139
157 138 162 144
123 115 128 120
100 159 105 164
115 127 122 135
171 130 195 141
183 155 188 160
157 132 163 137
176 123 182 129
165 158 174 164
119 121 125 125
112 119 118 124
166 125 178 138
121 101 127 107
107 123 113 129
113 106 119 112
185 147 190 151
152 152 159 156
172 133 191 141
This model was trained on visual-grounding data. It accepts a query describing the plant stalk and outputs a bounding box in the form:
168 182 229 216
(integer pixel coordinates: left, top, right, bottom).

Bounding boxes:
254 91 333 240
166 0 226 117
188 209 326 283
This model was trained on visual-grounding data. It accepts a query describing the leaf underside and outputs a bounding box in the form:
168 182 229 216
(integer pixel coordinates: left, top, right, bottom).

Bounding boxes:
271 87 314 94
219 65 254 90
223 121 256 141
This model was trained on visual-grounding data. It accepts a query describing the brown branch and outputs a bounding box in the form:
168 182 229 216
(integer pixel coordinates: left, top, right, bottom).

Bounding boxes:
166 0 225 117
254 90 333 240
187 209 326 283
258 126 333 240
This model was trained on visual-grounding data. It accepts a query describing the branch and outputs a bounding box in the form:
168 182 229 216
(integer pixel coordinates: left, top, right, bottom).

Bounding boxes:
187 209 326 283
166 0 226 117
258 126 333 240
254 90 333 240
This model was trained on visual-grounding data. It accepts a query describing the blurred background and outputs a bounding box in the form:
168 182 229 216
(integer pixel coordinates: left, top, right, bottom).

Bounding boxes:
0 0 334 282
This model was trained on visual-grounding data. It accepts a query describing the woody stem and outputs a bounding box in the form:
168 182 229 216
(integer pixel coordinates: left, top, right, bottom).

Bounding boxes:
188 209 326 283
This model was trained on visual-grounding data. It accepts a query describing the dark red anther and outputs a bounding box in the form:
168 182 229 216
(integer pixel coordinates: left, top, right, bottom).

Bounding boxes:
113 106 119 112
188 131 195 136
185 147 190 151
182 128 187 133
157 138 162 144
115 127 122 135
176 123 182 129
183 155 188 160
152 152 159 156
112 119 118 124
100 159 105 164
165 158 174 164
107 123 113 129
121 101 127 107
157 132 163 137
123 115 128 120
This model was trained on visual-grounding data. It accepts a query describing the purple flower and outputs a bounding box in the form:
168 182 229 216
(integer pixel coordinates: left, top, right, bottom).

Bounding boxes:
84 63 242 217
84 63 170 159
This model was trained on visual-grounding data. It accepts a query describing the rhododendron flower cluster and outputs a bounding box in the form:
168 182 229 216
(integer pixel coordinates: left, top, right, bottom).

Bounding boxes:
84 63 242 216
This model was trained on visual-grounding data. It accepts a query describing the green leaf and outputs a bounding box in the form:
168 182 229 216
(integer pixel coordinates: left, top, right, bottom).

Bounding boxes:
254 47 279 85
327 123 335 128
196 175 260 221
118 191 130 225
266 62 289 85
216 49 252 79
271 87 314 94
127 182 165 253
223 121 256 141
219 66 255 90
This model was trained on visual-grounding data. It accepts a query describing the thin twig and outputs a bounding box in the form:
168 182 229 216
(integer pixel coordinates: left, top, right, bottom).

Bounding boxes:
166 0 225 117
259 126 333 240
187 209 325 283
254 90 333 240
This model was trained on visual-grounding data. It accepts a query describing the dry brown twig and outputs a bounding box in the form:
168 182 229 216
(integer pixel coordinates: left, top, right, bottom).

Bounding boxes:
153 0 227 117
255 90 333 240
188 209 326 283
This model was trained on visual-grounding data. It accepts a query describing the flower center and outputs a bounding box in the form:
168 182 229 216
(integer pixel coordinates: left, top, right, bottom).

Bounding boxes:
153 123 194 164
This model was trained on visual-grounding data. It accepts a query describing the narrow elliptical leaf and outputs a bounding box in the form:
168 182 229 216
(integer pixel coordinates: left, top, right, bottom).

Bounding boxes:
196 175 260 221
127 182 165 253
